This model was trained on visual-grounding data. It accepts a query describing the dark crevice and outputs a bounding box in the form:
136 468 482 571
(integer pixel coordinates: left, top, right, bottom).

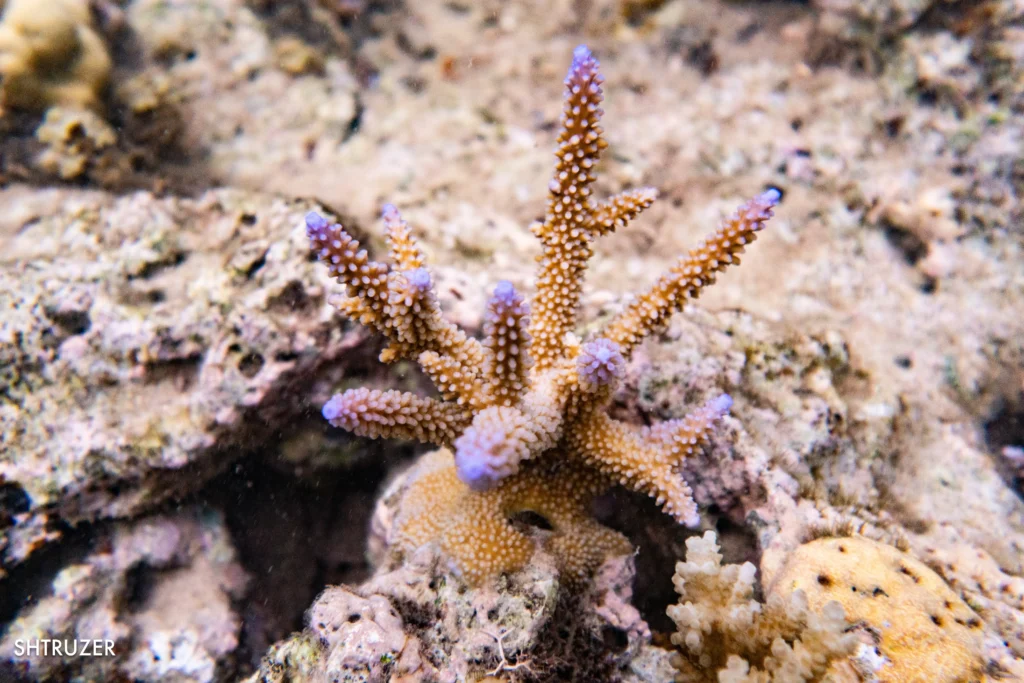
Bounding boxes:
0 521 95 628
202 443 405 676
881 222 928 266
508 510 554 532
985 387 1024 493
592 488 759 633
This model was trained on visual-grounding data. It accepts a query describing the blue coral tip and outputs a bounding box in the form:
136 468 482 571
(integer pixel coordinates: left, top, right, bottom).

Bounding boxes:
305 211 327 230
405 267 432 291
709 393 734 416
572 45 593 69
322 396 342 421
762 188 782 204
382 203 398 217
493 280 517 301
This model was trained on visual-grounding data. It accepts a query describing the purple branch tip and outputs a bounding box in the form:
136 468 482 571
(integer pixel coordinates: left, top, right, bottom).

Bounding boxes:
492 280 518 304
405 268 432 291
305 211 328 233
570 44 596 74
760 188 782 206
322 394 345 422
709 393 733 417
578 338 624 387
382 203 399 219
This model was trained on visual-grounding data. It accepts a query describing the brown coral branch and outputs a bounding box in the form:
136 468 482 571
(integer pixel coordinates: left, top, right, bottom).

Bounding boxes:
322 387 469 446
382 203 425 271
482 281 532 407
601 189 780 358
585 187 659 237
566 412 701 525
307 209 484 372
419 350 487 410
528 45 608 370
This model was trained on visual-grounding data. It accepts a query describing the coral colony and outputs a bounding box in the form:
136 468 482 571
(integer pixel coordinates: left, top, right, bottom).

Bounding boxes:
305 45 779 583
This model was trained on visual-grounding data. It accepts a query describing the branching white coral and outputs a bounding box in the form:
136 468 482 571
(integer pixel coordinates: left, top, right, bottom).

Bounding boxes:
667 531 857 683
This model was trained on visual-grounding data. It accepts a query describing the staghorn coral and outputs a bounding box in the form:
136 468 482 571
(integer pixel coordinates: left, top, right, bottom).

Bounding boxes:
305 45 779 583
667 531 858 683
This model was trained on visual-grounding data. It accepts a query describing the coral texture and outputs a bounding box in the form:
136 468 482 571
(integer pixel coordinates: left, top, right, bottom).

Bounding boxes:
244 543 658 683
0 0 112 113
0 189 369 578
667 531 858 683
763 535 990 683
306 45 779 583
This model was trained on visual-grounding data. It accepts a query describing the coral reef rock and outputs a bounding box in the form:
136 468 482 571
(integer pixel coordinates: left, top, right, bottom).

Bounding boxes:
0 508 247 683
0 188 369 576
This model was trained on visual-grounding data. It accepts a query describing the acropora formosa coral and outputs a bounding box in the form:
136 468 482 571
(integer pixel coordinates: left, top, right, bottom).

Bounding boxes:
305 45 779 583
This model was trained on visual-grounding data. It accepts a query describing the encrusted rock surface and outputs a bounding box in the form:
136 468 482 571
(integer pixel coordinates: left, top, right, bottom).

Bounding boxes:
0 187 372 575
0 507 247 682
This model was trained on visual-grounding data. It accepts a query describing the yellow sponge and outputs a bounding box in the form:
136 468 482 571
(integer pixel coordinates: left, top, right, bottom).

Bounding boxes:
765 536 987 683
0 0 112 112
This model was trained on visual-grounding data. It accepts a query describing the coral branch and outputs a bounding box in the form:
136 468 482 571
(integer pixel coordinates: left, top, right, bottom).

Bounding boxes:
528 45 608 370
419 350 487 410
307 209 485 371
453 401 563 491
382 203 425 271
601 189 780 358
575 338 624 394
646 393 733 459
566 412 701 525
482 281 532 407
322 387 469 446
586 187 659 237
307 211 390 328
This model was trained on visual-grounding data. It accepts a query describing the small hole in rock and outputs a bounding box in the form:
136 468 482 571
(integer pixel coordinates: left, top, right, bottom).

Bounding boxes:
238 353 265 378
601 625 629 653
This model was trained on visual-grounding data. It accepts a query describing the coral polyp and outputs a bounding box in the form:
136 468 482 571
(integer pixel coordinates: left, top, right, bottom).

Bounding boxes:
306 45 778 583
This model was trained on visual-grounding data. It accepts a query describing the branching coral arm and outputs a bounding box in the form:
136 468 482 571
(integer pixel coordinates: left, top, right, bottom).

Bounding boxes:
528 45 608 370
482 281 532 407
600 189 780 358
382 203 425 271
566 412 701 525
566 394 732 526
306 211 391 329
419 350 488 411
322 387 470 447
585 187 659 237
307 209 485 372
